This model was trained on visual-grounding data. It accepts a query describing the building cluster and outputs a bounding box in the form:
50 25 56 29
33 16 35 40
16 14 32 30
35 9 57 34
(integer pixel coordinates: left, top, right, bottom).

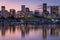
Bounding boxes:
42 3 59 18
0 3 60 19
0 5 34 19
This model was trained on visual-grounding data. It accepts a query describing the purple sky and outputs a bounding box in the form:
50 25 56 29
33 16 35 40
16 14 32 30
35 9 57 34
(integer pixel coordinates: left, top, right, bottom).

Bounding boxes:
0 0 60 11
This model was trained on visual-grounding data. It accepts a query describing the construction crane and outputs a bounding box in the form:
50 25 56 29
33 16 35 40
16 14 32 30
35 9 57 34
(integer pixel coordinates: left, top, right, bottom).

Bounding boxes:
38 5 60 9
37 4 60 19
37 5 60 9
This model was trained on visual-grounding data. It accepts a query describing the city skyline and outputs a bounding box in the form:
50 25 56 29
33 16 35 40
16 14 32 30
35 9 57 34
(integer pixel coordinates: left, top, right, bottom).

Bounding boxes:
0 0 60 11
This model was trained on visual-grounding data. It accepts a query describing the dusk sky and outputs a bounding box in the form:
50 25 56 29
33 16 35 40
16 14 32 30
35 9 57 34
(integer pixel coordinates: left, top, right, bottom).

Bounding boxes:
0 0 60 11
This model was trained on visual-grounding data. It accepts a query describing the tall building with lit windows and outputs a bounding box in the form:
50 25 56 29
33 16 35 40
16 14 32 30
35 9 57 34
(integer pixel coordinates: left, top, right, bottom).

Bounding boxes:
1 6 9 18
26 7 30 12
51 6 59 18
51 6 59 14
24 7 30 17
16 11 25 18
1 6 6 16
43 3 47 13
10 9 16 17
34 10 39 15
1 6 5 11
42 3 49 17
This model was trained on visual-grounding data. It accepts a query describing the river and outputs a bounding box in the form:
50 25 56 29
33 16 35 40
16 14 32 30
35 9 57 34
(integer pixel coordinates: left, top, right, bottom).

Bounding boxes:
0 23 60 40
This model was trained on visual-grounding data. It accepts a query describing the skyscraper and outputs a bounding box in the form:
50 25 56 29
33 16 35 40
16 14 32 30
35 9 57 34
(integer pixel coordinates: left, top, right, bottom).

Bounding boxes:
0 11 2 18
51 6 59 14
42 3 49 17
10 9 16 17
3 10 9 18
26 7 30 12
34 10 39 15
43 3 47 13
50 6 59 18
25 7 31 17
21 5 26 13
16 11 24 18
1 6 6 17
1 6 5 11
25 7 30 14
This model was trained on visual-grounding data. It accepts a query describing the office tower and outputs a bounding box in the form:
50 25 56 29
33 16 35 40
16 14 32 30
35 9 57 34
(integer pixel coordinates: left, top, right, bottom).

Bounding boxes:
17 11 21 14
1 6 5 11
25 7 30 14
0 11 2 18
1 6 9 18
26 7 30 12
43 3 49 17
16 11 25 18
3 10 9 18
21 5 26 13
29 11 33 17
16 11 21 18
43 3 47 13
50 6 59 18
1 6 7 18
24 7 30 17
51 6 59 15
34 10 39 15
30 11 33 14
10 9 16 17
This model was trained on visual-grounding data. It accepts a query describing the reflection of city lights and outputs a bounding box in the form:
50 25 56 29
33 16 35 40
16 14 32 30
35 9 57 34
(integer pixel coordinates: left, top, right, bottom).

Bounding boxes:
51 19 58 22
43 32 46 37
52 19 55 21
56 20 58 21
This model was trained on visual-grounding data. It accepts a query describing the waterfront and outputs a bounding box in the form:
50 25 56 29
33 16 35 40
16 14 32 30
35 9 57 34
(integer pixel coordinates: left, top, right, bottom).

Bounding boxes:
0 23 60 40
0 19 60 25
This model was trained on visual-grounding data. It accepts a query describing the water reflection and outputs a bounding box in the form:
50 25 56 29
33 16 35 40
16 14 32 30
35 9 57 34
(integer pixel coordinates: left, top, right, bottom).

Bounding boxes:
9 25 15 33
42 25 47 40
50 24 58 36
0 23 60 40
20 24 30 37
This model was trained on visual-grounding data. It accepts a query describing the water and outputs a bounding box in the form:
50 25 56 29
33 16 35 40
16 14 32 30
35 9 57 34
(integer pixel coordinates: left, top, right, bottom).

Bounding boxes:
0 23 60 40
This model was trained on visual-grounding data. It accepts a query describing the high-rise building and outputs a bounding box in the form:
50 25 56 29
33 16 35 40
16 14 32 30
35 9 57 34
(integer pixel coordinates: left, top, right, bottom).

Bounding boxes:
50 6 59 18
1 6 6 17
21 5 26 13
34 10 39 15
43 3 47 13
29 11 33 17
24 7 30 17
1 6 5 11
43 3 49 17
26 7 30 12
1 6 10 18
15 11 25 18
0 11 2 18
25 7 30 14
10 9 16 17
51 6 59 14
29 11 33 14
3 10 9 18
